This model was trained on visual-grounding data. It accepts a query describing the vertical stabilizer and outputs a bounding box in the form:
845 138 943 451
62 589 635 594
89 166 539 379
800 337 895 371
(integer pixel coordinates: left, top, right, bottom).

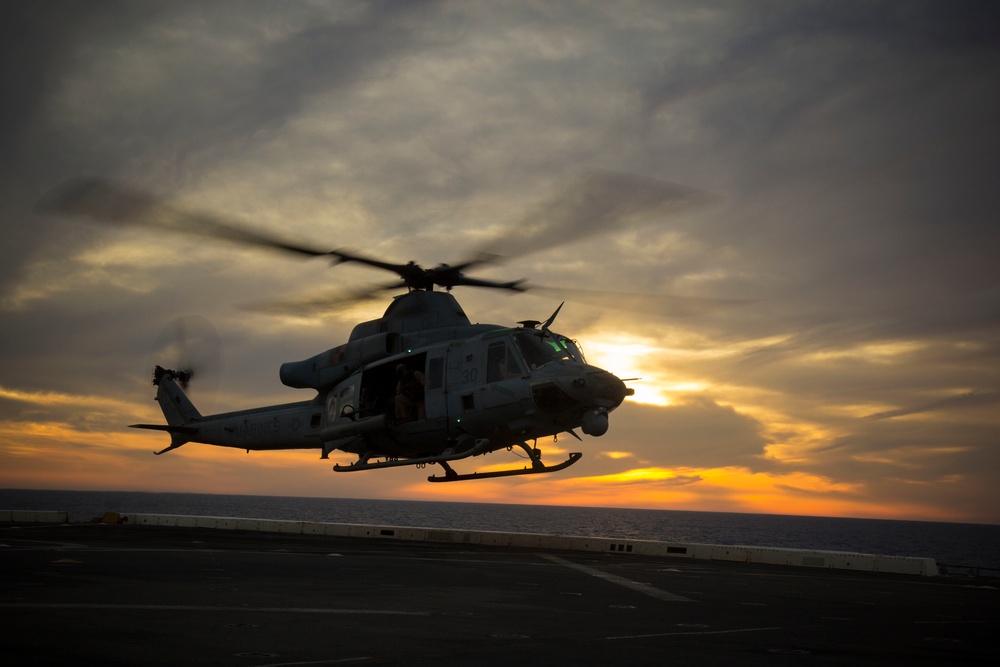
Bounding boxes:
130 366 202 454
155 370 203 426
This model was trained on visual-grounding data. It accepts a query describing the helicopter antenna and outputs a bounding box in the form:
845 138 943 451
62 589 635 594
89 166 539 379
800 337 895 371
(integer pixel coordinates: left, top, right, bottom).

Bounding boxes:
541 302 564 331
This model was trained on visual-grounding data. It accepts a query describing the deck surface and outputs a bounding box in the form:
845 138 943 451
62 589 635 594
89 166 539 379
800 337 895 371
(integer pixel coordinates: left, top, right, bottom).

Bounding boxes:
1 523 997 665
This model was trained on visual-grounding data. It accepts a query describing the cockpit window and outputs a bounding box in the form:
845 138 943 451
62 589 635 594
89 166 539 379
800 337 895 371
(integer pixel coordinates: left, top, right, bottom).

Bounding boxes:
514 331 581 369
487 341 524 382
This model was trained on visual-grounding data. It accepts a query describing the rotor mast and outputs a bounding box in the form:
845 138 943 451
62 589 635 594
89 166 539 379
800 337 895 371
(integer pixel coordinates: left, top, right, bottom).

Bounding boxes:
329 250 525 293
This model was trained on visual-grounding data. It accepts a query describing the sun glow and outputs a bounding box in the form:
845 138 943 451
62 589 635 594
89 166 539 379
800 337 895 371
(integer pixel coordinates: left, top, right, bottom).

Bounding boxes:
585 337 681 406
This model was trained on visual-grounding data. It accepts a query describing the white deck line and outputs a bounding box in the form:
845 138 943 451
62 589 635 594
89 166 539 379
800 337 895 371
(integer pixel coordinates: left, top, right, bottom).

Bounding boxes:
539 553 696 601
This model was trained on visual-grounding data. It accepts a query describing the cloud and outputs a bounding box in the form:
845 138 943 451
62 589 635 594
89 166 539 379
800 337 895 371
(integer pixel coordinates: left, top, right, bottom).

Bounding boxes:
1 2 998 522
864 390 1000 421
603 397 769 470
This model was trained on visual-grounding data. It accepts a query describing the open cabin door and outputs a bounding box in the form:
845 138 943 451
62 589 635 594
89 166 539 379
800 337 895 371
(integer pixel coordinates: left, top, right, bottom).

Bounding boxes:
356 352 428 425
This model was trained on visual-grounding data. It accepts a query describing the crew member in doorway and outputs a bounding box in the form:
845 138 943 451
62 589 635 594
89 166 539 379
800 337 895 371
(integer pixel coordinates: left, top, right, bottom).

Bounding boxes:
395 364 426 423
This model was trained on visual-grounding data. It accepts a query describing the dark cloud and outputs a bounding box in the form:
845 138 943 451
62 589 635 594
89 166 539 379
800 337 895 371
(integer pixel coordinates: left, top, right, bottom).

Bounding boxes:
631 0 1000 347
1 0 446 292
822 418 1000 485
641 2 1000 144
864 391 1000 421
605 398 769 470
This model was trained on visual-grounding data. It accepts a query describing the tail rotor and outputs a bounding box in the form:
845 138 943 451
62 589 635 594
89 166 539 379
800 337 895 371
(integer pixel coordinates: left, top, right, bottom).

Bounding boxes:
149 315 222 409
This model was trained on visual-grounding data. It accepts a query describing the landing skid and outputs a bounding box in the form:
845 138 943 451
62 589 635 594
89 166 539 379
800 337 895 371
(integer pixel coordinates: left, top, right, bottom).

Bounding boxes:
428 451 582 482
333 438 583 483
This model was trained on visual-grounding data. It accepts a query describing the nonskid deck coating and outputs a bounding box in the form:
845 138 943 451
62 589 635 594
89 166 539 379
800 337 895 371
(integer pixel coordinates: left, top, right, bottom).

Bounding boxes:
1 522 997 665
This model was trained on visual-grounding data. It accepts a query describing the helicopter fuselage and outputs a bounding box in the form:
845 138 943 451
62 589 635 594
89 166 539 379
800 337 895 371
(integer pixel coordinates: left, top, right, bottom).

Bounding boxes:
136 291 631 481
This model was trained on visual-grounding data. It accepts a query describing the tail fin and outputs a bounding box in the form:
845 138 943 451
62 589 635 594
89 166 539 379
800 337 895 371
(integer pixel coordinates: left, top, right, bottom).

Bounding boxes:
154 366 203 426
130 366 202 454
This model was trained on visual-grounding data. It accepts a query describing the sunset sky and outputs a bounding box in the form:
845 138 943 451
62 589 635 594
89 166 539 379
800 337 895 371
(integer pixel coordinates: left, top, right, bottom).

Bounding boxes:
2 1 998 523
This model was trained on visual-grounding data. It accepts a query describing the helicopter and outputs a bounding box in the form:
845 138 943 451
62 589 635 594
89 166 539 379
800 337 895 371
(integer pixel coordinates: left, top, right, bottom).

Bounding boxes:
36 171 719 481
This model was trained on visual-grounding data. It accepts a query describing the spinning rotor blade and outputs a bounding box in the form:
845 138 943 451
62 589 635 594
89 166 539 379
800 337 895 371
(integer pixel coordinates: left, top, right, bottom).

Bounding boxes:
321 171 716 292
330 249 511 291
240 281 407 317
149 315 222 407
38 171 738 318
330 249 423 277
526 286 755 318
477 169 718 261
36 178 332 258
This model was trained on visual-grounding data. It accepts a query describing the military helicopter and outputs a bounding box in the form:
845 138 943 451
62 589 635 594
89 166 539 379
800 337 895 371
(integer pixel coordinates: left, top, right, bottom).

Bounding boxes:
37 172 719 481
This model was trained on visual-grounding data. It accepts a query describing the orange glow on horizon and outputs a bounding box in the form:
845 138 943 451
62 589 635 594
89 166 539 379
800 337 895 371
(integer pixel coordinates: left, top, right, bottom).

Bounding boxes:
399 463 977 522
0 391 991 524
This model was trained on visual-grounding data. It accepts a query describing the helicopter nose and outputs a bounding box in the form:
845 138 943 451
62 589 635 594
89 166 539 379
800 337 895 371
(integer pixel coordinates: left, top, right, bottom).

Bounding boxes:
578 370 630 436
587 369 631 407
530 366 633 422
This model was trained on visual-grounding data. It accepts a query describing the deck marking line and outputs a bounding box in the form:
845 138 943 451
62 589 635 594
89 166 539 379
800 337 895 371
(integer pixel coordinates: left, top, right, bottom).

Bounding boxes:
256 658 372 667
539 554 695 602
607 626 784 640
0 603 427 615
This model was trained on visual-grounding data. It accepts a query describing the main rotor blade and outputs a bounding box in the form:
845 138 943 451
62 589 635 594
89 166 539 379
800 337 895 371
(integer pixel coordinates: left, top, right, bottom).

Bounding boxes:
330 249 418 274
329 249 504 290
477 169 719 261
449 275 527 292
36 178 332 258
526 285 754 318
240 281 406 317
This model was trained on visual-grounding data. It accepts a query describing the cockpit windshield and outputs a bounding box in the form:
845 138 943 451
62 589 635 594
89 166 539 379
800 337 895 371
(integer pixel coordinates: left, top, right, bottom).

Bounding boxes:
514 331 583 369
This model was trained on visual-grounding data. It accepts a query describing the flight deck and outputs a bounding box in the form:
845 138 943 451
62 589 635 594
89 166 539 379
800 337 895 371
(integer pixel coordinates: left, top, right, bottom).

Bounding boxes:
1 516 996 665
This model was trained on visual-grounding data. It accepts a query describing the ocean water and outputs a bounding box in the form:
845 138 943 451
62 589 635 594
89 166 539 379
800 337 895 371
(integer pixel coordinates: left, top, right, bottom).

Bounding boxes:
2 488 998 573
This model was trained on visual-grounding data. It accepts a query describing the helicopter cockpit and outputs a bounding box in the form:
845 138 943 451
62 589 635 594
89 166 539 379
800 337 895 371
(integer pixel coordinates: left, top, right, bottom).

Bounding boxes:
513 330 583 369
